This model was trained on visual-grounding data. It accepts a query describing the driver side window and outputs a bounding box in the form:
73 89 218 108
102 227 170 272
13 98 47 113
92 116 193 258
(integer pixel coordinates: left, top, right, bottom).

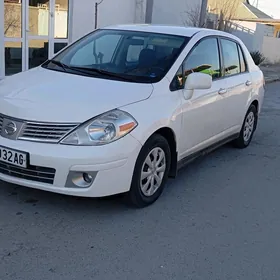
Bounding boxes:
170 38 221 91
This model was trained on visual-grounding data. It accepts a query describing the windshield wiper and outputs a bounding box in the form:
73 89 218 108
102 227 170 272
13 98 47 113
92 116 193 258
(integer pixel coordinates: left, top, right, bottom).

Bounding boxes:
45 61 141 82
47 59 69 71
69 66 139 82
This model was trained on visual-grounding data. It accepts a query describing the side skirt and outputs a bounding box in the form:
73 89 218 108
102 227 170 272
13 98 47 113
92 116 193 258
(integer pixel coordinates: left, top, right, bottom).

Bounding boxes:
177 133 240 171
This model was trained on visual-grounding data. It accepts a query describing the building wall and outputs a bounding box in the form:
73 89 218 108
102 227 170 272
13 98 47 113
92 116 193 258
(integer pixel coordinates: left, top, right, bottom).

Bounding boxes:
230 21 256 51
152 0 202 26
97 0 136 28
208 0 255 20
70 0 96 41
71 0 138 42
0 0 207 78
230 20 266 52
0 0 4 79
230 20 280 64
274 25 280 37
70 0 203 42
262 36 280 63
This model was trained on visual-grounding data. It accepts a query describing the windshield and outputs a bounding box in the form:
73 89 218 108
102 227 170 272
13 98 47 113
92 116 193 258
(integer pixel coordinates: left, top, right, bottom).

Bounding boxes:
42 29 190 83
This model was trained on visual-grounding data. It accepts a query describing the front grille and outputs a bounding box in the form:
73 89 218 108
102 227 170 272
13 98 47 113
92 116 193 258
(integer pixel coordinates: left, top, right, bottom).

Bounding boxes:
18 122 78 143
0 113 78 143
0 162 56 184
0 115 3 134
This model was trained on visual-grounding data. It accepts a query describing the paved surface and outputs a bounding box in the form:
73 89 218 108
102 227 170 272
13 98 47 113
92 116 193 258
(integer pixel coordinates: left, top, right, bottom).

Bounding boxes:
261 64 280 83
1 82 280 280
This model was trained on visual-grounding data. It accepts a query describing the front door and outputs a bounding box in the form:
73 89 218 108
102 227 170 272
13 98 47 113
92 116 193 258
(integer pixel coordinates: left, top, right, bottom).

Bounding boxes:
4 0 69 76
177 37 226 159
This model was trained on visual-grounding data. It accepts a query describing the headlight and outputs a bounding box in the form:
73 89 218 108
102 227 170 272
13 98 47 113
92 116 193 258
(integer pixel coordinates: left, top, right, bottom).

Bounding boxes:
60 109 138 146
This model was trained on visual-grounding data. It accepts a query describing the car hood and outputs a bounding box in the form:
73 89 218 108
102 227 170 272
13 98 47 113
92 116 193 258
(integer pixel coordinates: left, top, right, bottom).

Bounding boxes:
0 67 153 123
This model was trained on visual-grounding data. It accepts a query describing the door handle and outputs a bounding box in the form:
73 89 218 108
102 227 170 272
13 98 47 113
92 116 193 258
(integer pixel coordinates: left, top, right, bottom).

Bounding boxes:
245 80 252 86
218 88 227 95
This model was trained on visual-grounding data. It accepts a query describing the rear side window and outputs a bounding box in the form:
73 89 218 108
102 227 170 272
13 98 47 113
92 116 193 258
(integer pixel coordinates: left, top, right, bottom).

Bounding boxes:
126 43 154 62
238 45 246 73
221 39 241 76
127 45 144 62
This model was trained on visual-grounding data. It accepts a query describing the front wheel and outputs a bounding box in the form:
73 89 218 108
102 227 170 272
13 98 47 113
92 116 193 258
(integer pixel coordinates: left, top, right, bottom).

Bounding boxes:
126 134 171 208
233 104 258 149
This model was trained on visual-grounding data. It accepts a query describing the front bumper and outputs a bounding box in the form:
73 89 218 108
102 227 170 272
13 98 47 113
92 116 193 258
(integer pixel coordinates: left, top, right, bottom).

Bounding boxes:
0 134 142 197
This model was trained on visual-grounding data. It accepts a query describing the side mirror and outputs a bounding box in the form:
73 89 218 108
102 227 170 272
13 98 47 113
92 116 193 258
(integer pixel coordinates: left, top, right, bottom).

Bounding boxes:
183 72 212 100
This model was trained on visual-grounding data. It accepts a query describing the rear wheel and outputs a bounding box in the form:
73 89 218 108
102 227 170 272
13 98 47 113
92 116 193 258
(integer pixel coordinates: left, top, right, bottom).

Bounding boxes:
233 104 258 149
126 134 171 208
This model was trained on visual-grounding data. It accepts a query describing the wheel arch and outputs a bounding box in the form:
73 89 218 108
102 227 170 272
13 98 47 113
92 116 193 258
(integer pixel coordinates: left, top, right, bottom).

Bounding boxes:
145 127 178 178
249 99 259 130
251 99 259 113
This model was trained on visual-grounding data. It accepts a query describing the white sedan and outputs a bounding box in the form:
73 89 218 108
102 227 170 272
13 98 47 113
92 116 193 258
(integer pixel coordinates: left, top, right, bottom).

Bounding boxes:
0 25 264 207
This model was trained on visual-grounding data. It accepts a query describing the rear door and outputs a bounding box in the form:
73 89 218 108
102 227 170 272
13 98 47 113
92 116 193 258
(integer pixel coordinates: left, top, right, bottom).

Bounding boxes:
219 38 253 130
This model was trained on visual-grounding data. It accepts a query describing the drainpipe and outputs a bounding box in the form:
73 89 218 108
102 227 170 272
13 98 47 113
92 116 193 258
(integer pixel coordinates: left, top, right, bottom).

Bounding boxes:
145 0 154 24
95 0 105 29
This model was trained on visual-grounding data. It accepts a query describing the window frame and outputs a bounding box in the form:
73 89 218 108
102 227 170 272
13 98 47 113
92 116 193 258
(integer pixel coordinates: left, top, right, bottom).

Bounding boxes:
237 44 248 73
170 35 250 92
170 35 222 92
217 36 249 76
219 37 249 78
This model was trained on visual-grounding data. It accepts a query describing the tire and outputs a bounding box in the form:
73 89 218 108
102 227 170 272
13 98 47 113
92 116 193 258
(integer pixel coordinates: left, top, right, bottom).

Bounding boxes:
233 104 258 149
126 134 171 208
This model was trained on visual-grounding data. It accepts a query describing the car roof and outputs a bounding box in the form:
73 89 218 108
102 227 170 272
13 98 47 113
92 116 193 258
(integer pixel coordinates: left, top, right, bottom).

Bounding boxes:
102 24 242 46
103 24 208 37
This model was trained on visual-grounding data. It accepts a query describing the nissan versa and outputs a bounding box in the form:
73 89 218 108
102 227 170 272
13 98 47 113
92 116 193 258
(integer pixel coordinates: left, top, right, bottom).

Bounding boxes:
0 25 265 207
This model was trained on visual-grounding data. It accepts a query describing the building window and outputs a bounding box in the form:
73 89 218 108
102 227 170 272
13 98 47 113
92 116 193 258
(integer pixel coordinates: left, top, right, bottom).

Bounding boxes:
28 0 49 36
54 42 68 54
29 39 49 69
55 0 69 38
5 42 22 76
4 0 22 38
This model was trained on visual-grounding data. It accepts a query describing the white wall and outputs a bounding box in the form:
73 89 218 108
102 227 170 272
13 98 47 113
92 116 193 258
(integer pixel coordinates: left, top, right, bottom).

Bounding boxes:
152 0 202 26
98 0 136 28
63 0 205 42
70 0 138 42
0 0 4 79
262 36 280 63
230 20 280 63
71 0 96 41
230 21 265 52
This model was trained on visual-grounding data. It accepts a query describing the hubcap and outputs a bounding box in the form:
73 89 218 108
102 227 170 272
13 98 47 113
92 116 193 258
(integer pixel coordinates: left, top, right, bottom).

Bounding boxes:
243 112 255 142
140 147 166 197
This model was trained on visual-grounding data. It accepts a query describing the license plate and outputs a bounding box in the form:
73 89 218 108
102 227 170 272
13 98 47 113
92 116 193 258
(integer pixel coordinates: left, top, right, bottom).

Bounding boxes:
0 146 28 168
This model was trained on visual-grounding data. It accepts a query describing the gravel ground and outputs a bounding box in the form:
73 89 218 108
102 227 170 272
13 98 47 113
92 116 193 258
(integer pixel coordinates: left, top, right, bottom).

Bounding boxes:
0 82 280 280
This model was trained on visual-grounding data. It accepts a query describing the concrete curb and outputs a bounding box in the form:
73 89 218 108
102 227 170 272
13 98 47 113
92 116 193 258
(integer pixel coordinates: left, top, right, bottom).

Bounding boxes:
265 78 280 84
